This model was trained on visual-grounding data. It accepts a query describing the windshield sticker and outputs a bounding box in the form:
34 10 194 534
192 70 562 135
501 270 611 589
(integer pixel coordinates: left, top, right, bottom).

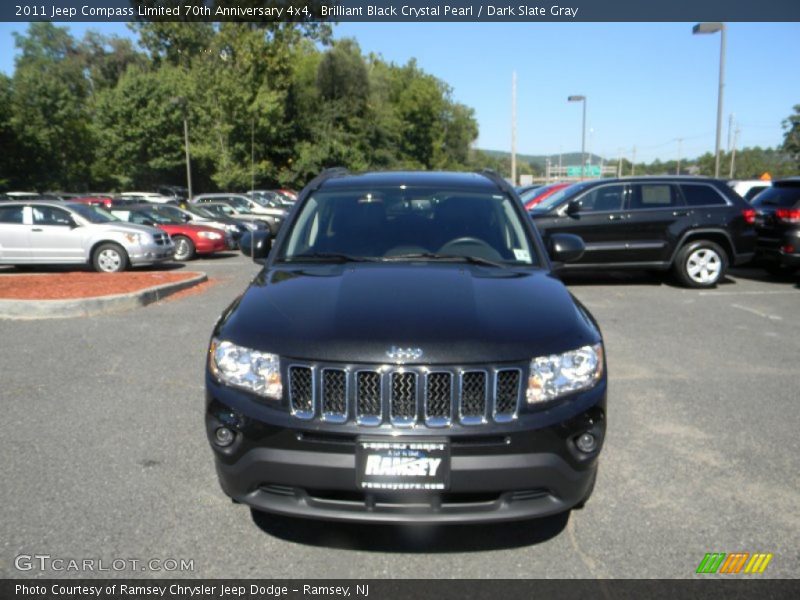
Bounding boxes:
513 249 530 261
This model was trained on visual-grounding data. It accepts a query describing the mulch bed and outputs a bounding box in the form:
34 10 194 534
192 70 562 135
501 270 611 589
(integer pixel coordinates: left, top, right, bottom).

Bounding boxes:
0 271 204 300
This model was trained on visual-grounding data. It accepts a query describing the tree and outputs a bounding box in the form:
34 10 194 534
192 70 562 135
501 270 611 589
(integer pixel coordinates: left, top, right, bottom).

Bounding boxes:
782 104 800 167
10 23 95 190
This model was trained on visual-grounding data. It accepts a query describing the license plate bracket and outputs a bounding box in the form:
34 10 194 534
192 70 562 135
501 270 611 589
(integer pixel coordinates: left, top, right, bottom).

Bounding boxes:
355 439 450 491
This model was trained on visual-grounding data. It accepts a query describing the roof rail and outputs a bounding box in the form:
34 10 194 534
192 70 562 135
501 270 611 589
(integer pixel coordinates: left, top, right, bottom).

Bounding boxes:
477 169 517 196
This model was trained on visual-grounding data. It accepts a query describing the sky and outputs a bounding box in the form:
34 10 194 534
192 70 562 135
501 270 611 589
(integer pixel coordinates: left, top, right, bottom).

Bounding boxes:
1 20 798 164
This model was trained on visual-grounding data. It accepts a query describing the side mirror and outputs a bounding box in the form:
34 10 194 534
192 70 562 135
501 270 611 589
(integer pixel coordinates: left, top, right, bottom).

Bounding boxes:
240 230 272 262
565 199 581 216
143 219 156 227
548 233 585 266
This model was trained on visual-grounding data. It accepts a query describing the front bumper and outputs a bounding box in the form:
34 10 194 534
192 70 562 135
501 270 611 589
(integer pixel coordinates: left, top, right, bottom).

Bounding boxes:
196 237 228 255
128 241 175 266
206 382 606 524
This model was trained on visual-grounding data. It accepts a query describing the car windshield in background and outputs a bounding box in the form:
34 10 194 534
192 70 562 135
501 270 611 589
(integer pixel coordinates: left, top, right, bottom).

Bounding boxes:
68 203 118 223
529 182 591 212
153 206 188 220
252 194 283 208
135 209 179 224
187 205 216 218
223 197 251 211
279 188 538 266
751 185 800 208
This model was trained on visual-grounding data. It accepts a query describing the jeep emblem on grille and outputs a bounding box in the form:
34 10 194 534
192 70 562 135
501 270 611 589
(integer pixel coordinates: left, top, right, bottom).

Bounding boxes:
386 346 424 362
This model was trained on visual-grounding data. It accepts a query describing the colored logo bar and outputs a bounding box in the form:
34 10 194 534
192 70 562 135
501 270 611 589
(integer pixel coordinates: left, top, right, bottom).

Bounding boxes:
696 552 773 574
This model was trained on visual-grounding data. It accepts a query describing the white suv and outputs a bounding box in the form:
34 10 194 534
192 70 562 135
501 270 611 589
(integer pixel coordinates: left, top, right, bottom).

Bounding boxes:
0 201 174 272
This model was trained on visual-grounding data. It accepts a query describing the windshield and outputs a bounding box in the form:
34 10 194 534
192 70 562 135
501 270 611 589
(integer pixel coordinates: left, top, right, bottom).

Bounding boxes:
222 197 251 211
530 182 590 212
204 204 234 217
134 208 180 224
68 203 118 223
751 185 800 208
279 187 539 266
251 193 282 208
187 205 216 218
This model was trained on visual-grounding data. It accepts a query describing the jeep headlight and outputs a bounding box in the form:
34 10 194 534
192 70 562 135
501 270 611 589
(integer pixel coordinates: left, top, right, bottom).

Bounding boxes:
209 339 282 399
526 343 604 404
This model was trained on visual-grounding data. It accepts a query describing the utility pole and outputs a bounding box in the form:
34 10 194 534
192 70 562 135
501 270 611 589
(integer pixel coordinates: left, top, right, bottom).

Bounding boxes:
631 146 637 176
250 118 255 194
727 113 734 152
511 71 517 186
545 157 551 182
676 138 683 175
183 116 192 201
617 148 623 178
558 147 562 179
729 125 740 178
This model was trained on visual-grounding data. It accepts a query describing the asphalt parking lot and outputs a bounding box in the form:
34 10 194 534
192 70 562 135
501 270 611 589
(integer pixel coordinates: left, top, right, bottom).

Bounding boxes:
1 254 798 579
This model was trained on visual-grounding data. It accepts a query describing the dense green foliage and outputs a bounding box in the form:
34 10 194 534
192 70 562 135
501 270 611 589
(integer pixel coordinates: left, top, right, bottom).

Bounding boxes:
1 22 796 192
1 22 480 192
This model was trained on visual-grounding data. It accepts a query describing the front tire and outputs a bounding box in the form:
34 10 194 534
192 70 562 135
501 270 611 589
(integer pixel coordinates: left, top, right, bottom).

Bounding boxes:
173 235 196 261
673 241 728 288
92 243 129 273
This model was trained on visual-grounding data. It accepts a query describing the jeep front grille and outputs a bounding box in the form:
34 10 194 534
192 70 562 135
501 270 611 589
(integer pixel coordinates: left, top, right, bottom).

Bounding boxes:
286 364 522 427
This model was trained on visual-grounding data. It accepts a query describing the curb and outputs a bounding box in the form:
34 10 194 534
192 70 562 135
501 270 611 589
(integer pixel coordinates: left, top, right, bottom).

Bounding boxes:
0 272 208 320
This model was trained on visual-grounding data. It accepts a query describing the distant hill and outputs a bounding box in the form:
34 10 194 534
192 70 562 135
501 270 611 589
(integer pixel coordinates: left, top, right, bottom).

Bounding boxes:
479 149 606 167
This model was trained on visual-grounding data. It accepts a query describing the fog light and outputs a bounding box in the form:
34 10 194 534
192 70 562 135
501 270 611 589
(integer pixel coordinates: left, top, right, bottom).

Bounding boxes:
214 426 235 447
576 432 597 453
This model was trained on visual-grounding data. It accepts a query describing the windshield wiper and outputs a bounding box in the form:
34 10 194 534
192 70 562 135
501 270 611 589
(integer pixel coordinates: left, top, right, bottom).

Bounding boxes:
281 252 379 263
381 252 509 269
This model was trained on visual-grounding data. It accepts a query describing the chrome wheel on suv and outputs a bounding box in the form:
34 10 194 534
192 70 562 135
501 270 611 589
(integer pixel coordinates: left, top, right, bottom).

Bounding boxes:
92 243 128 273
674 241 728 288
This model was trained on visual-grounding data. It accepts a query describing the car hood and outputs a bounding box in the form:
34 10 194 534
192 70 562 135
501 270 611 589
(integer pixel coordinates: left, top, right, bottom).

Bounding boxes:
90 222 163 236
215 263 601 364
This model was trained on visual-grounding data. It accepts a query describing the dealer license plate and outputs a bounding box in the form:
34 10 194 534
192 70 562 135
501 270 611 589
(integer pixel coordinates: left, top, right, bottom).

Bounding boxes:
356 440 450 491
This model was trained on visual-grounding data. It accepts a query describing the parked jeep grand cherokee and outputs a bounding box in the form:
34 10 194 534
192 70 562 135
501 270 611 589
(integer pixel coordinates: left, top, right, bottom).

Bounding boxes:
205 170 606 524
530 177 757 288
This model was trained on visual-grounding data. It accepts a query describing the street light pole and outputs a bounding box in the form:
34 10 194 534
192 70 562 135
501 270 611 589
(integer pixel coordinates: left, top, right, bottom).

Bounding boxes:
693 22 726 179
568 95 586 180
172 96 192 200
183 114 192 201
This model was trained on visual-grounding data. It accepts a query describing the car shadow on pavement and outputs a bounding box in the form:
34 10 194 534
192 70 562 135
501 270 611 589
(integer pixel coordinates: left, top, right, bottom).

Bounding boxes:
728 266 800 287
558 270 667 287
250 509 570 552
558 270 745 289
198 252 240 260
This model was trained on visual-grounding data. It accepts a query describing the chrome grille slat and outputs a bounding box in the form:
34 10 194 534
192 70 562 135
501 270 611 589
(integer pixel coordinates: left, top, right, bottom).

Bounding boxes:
288 366 314 419
494 369 521 422
390 371 417 426
460 371 488 424
321 369 347 422
425 372 452 427
287 363 520 427
356 371 382 425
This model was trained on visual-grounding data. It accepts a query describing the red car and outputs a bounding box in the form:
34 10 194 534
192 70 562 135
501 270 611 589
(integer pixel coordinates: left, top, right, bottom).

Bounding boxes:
519 182 571 210
71 195 114 208
111 206 229 261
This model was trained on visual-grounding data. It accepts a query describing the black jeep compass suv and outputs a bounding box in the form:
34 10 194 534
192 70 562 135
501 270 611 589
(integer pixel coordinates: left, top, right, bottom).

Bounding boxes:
205 170 606 523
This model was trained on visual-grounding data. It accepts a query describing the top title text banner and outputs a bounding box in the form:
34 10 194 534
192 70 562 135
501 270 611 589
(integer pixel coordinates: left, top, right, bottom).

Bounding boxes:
3 0 800 22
